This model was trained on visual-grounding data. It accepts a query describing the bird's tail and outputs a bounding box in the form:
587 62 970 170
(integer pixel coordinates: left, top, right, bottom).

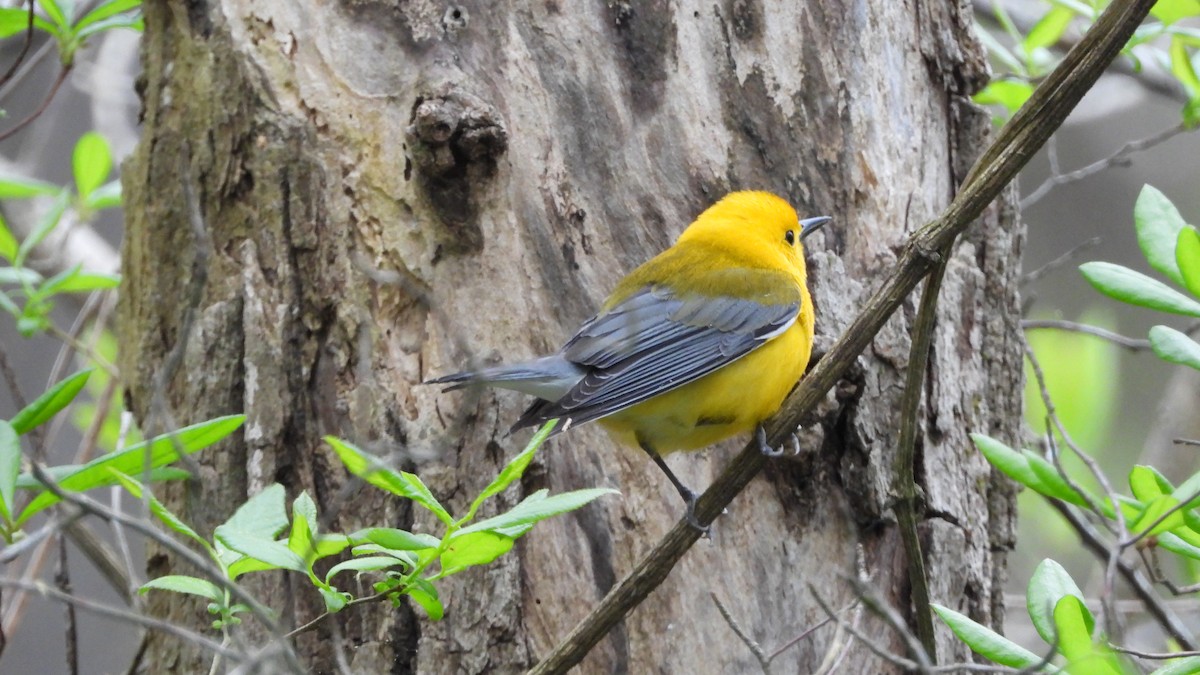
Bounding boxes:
422 356 584 402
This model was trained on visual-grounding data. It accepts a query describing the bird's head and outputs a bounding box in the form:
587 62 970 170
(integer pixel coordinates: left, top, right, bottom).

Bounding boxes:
679 191 829 276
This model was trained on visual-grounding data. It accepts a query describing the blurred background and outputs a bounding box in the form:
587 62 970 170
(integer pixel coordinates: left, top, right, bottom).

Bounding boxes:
2 2 1199 672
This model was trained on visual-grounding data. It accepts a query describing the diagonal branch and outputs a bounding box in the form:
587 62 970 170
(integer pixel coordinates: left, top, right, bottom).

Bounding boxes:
528 0 1159 672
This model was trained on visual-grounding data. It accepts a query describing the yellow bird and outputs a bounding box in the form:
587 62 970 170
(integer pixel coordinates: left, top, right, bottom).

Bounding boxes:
428 191 827 524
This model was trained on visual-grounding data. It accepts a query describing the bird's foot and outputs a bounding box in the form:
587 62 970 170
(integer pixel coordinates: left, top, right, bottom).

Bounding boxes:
757 425 803 457
681 489 711 538
757 425 783 457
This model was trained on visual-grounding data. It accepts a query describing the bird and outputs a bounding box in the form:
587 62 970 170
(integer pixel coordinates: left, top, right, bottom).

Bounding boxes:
426 191 828 526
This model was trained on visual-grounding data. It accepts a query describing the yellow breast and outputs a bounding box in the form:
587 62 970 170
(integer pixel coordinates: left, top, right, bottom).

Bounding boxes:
597 313 812 454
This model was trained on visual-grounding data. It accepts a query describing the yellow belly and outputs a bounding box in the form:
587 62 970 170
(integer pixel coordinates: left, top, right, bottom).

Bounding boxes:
597 321 811 454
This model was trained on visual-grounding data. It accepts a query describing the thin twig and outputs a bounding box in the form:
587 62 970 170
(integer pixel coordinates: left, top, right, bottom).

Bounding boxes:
1110 644 1200 660
1022 123 1192 209
711 592 770 672
1023 319 1150 350
1024 340 1127 639
849 576 933 672
892 239 949 661
0 1 37 87
56 535 79 675
282 587 394 640
1173 438 1200 448
0 66 72 143
0 578 236 659
1023 319 1200 352
809 585 920 672
1020 237 1102 286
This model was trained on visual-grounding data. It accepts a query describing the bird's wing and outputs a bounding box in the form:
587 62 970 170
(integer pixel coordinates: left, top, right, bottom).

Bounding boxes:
512 272 801 430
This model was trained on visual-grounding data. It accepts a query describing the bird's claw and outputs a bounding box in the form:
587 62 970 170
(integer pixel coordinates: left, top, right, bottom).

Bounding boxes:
757 425 784 457
681 489 711 538
758 425 803 457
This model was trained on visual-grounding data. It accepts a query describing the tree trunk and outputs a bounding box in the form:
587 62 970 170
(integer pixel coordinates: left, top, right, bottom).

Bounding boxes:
119 1 1022 672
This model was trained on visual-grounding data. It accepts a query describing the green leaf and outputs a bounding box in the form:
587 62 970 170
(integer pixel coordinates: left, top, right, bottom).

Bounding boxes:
325 436 453 526
72 132 112 200
140 575 222 601
17 415 245 524
0 215 17 262
0 175 60 199
1129 465 1171 501
355 527 440 552
1157 532 1200 561
1024 6 1074 52
1152 0 1200 25
971 435 1091 507
216 483 288 543
84 180 121 211
1131 495 1184 537
53 271 120 293
462 420 556 524
973 80 1035 114
325 556 404 584
1022 450 1092 507
1170 469 1200 510
109 470 209 550
217 528 306 573
37 0 70 31
1080 262 1200 317
351 544 417 568
1028 559 1087 646
1176 227 1200 298
0 7 58 37
407 578 443 621
440 531 514 576
73 12 142 39
1052 595 1095 663
73 0 142 33
14 190 70 268
0 421 20 522
0 267 42 286
1150 325 1200 371
9 369 92 434
456 488 617 537
1135 186 1190 286
312 533 350 559
931 604 1046 669
318 586 349 613
16 466 186 490
1171 35 1200 99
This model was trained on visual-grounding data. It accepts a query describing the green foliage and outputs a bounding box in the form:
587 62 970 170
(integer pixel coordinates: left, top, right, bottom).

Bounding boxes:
1080 186 1200 371
0 132 123 337
974 2 1200 124
958 186 1200 674
974 433 1200 550
0 0 143 66
935 560 1131 673
138 420 616 625
0 366 244 542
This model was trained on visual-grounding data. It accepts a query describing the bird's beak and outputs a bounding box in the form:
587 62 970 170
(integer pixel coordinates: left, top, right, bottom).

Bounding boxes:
799 216 832 240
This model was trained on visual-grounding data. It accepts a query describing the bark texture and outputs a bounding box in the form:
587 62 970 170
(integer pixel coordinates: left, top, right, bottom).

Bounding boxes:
119 1 1023 672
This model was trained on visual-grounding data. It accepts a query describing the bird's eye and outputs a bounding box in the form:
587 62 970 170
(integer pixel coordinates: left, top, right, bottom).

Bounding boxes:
785 230 795 246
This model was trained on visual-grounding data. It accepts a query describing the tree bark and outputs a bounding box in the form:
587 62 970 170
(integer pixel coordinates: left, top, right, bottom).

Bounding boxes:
119 1 1022 672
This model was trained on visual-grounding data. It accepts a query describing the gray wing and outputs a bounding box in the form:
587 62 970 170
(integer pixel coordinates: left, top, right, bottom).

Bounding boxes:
511 285 798 431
